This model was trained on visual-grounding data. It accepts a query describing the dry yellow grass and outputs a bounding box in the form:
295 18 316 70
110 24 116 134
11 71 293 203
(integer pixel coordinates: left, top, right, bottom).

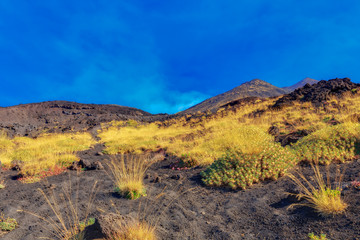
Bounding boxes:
98 90 360 166
109 221 156 240
106 155 149 200
19 176 98 240
99 114 273 166
0 132 96 179
287 162 347 216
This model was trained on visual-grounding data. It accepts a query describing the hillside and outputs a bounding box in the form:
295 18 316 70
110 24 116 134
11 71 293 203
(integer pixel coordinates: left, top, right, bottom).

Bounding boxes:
0 101 166 136
181 79 288 114
1 78 360 239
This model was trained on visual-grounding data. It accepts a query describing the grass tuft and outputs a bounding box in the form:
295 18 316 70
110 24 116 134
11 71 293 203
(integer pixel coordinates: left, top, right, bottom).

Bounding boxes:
0 213 18 232
19 175 98 239
109 221 156 240
106 155 149 200
287 162 347 216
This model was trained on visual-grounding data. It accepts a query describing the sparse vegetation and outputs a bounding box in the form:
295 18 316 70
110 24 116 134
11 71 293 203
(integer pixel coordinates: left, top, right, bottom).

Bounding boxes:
19 177 98 239
1 81 360 238
106 155 149 200
287 162 347 216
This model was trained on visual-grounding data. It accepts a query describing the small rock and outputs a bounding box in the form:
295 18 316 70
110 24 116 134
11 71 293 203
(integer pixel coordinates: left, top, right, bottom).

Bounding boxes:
171 174 183 180
154 176 161 183
201 211 206 215
11 160 23 171
268 126 280 136
78 159 91 169
69 161 81 171
96 152 104 156
90 161 104 170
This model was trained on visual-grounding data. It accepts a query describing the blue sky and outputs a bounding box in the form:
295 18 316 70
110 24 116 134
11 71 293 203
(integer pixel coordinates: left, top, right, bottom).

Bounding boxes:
0 1 360 113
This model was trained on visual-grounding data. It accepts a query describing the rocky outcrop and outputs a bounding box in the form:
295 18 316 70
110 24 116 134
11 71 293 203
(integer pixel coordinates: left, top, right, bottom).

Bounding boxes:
272 78 360 109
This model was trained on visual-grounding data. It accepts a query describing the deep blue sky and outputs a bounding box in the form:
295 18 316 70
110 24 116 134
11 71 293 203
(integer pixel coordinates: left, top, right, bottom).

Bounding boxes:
1 1 360 113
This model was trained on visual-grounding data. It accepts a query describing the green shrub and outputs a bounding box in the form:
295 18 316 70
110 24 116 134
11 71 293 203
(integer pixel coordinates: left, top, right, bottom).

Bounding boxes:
292 123 360 165
201 143 297 189
308 232 328 240
0 214 17 232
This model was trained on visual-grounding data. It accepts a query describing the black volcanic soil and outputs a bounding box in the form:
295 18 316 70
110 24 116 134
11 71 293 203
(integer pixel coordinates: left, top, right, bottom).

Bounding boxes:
0 101 168 137
1 144 360 240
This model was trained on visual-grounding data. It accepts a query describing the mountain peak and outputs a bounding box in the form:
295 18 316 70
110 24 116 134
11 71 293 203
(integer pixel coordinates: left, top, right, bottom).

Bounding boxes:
246 79 270 85
181 79 287 114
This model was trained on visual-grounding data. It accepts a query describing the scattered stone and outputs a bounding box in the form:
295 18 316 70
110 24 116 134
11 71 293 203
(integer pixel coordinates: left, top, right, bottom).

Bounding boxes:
90 161 104 170
275 130 310 146
69 161 81 171
154 176 161 183
78 159 91 169
96 152 104 156
11 160 23 171
171 174 183 181
268 126 280 136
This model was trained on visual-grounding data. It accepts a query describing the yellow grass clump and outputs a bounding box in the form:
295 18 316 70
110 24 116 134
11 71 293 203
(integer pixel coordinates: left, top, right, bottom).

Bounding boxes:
106 155 149 200
109 221 156 240
287 162 347 216
0 132 96 180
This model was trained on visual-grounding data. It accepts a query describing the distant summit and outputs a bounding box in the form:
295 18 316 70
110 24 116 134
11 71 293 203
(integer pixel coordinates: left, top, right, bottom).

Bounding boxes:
282 77 318 92
181 79 288 114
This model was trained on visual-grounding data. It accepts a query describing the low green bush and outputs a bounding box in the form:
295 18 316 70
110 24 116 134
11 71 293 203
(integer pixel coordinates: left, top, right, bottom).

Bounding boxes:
308 232 328 240
201 143 297 189
0 214 17 232
292 123 360 165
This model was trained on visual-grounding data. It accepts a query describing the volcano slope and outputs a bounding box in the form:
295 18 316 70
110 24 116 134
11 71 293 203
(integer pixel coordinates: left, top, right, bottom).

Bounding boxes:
0 101 167 137
0 78 360 240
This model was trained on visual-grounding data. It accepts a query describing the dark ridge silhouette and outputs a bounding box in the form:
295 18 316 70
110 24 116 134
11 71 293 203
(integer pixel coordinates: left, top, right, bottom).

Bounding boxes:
281 77 318 92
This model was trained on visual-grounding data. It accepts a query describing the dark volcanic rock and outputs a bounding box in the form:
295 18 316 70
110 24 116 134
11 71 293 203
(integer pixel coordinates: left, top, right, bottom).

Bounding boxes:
275 130 311 146
0 101 169 137
272 78 360 109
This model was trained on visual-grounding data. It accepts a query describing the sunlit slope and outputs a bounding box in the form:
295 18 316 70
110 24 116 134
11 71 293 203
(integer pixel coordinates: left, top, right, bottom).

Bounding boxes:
99 88 360 166
0 132 96 178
